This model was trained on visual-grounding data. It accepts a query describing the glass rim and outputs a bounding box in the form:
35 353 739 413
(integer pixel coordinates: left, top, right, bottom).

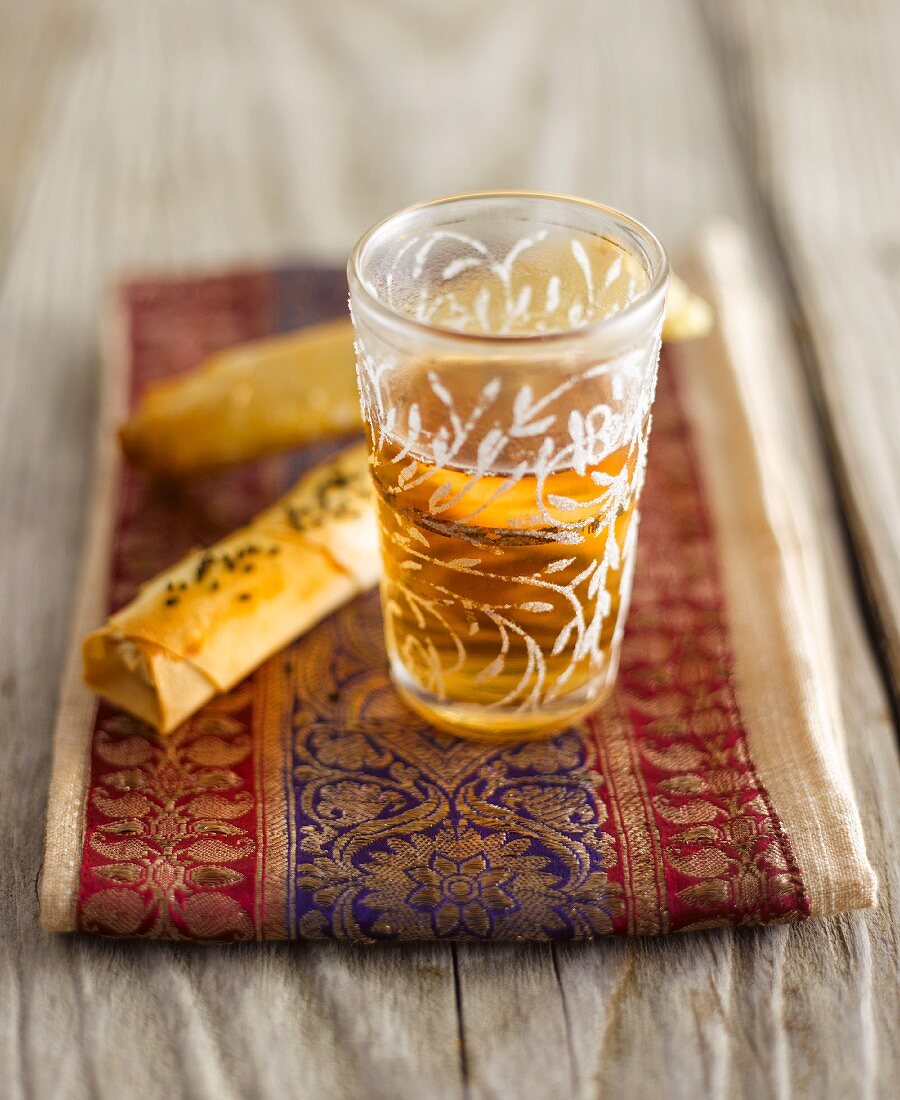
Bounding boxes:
347 189 670 347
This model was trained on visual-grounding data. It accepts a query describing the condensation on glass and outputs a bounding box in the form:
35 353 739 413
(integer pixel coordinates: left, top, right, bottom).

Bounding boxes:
348 192 669 741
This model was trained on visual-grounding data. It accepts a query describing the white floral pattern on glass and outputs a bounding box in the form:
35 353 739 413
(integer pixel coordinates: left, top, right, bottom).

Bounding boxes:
351 220 664 725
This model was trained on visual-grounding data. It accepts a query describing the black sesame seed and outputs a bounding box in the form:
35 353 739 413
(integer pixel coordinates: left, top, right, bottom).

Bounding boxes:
165 596 179 606
237 592 251 602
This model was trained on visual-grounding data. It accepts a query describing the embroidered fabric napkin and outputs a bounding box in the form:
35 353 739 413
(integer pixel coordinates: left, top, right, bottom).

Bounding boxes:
41 226 876 941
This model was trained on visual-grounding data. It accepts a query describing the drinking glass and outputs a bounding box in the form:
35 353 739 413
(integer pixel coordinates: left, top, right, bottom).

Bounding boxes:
348 191 668 741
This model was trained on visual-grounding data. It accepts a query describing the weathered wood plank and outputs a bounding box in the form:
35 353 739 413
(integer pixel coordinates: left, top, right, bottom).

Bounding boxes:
443 3 900 1097
0 0 81 271
454 943 578 1098
703 0 900 697
0 4 465 1098
0 2 896 1098
560 228 897 1099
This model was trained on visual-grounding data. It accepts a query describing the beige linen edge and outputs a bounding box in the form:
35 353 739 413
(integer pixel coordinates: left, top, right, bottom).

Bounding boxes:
675 222 876 916
39 295 128 932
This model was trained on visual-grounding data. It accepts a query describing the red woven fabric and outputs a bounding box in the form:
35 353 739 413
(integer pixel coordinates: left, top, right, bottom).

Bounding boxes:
74 268 808 941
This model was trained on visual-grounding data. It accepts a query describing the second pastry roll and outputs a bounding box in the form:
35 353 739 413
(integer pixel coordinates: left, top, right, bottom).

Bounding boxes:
83 442 378 732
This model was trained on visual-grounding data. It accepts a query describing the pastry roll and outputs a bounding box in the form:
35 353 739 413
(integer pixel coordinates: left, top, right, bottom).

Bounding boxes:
83 443 378 732
120 279 712 480
662 275 714 343
119 318 361 479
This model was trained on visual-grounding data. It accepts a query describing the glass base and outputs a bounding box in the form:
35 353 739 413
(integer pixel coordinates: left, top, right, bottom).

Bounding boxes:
391 661 616 744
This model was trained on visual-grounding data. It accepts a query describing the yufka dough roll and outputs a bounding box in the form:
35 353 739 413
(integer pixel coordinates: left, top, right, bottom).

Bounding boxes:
119 318 361 479
83 442 378 733
119 282 713 480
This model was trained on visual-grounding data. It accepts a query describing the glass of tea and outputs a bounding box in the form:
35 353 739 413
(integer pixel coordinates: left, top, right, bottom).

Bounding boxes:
348 191 669 742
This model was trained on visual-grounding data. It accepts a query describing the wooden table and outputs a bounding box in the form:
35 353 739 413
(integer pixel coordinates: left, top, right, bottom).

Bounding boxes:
1 2 897 1097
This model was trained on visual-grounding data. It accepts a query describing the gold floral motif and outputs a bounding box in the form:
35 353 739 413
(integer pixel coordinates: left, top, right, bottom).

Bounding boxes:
292 719 623 941
80 688 257 940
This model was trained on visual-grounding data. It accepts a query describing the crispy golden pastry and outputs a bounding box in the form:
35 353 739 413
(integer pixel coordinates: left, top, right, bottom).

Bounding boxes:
119 318 361 478
662 274 714 342
119 279 712 480
83 443 378 732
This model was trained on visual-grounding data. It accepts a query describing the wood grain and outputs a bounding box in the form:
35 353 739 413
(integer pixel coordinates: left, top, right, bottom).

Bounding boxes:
0 0 81 272
0 2 897 1098
703 0 900 699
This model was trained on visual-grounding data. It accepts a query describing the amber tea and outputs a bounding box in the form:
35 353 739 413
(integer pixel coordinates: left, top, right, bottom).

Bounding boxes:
371 432 640 739
349 192 668 740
